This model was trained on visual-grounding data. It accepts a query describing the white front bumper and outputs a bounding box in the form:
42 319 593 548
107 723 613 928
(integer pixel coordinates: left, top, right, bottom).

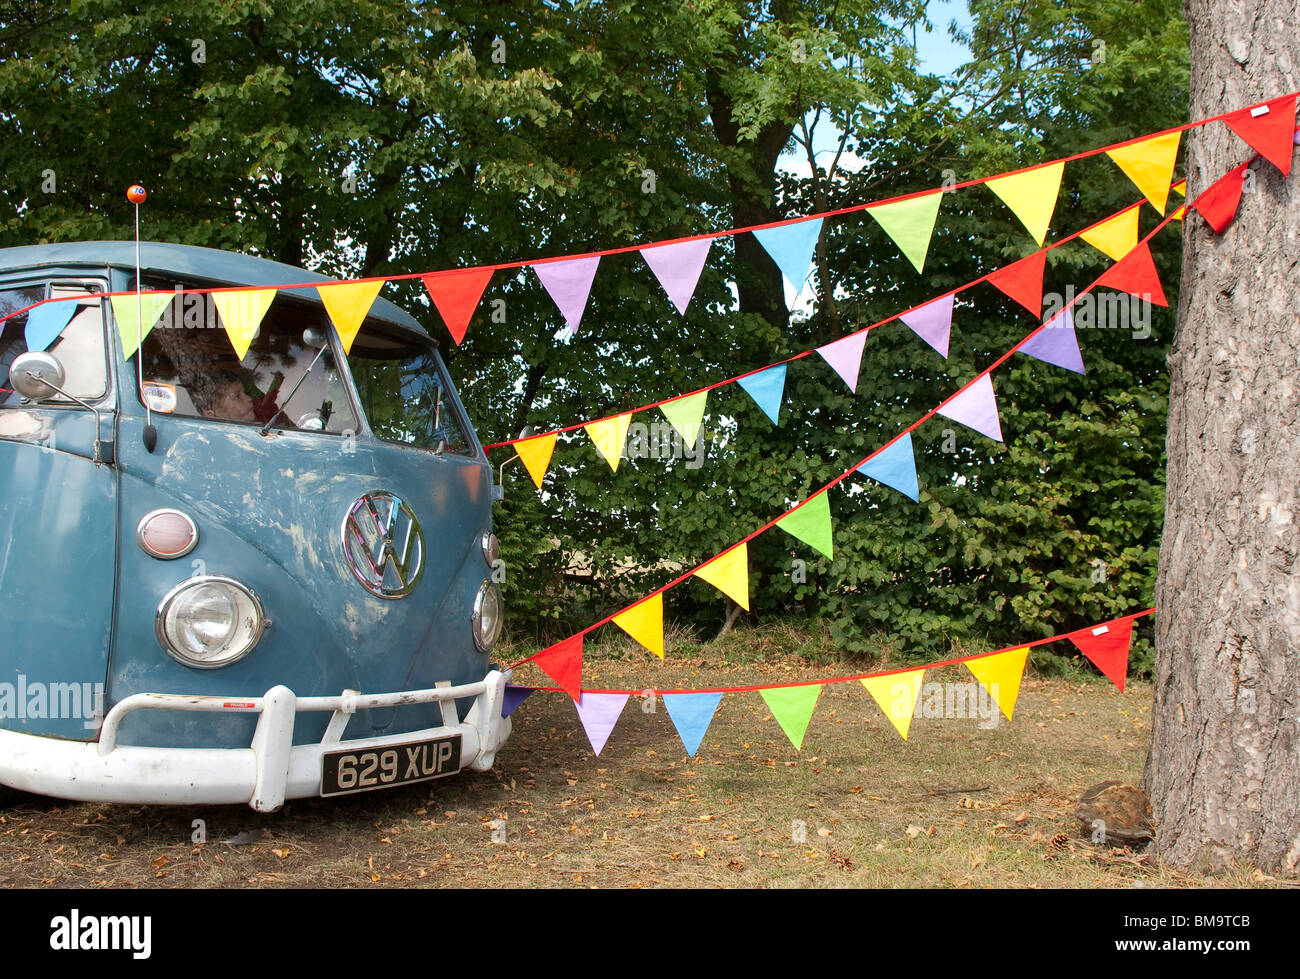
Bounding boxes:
0 670 512 812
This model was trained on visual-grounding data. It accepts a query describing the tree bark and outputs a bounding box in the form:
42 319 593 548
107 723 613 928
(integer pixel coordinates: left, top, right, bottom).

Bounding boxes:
1144 1 1300 875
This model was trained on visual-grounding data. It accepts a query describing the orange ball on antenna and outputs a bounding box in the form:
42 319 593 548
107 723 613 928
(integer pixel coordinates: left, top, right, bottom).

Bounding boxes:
126 184 147 204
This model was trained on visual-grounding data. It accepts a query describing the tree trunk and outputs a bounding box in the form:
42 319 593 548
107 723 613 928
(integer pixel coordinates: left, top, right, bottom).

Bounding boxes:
1144 1 1300 875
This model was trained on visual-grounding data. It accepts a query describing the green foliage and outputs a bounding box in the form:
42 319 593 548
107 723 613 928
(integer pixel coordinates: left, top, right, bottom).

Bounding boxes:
0 1 1188 677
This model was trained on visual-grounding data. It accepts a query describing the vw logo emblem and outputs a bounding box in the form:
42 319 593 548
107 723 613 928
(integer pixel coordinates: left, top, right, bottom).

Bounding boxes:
341 491 425 599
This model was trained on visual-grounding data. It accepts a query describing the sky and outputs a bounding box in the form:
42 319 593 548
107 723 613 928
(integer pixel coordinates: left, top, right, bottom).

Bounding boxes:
780 0 974 180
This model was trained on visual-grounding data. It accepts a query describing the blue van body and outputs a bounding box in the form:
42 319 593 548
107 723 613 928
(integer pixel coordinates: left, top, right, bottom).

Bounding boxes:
0 242 511 810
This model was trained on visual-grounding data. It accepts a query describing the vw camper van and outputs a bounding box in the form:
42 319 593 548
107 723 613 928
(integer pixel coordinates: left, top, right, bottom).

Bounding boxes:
0 242 511 811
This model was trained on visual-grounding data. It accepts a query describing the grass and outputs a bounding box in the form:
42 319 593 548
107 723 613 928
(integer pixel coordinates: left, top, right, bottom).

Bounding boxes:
0 624 1285 889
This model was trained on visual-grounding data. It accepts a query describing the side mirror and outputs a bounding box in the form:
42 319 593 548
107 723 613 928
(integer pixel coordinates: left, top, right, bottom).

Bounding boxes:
493 426 540 501
302 327 328 350
9 350 66 400
9 351 115 465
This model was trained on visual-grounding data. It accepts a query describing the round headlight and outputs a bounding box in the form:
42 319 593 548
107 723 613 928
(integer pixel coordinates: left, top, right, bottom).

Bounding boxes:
156 576 266 669
472 580 504 653
481 531 500 567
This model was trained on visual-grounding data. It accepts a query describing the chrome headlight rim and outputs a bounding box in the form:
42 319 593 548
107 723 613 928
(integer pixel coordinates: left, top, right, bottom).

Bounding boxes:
155 575 267 670
471 579 503 653
481 531 500 567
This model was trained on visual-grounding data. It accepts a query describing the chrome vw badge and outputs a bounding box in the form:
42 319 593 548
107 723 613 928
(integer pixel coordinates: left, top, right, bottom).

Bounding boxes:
341 491 425 598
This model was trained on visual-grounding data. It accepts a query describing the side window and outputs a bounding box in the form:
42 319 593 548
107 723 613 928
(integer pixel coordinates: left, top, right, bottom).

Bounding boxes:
136 280 357 434
1 283 108 407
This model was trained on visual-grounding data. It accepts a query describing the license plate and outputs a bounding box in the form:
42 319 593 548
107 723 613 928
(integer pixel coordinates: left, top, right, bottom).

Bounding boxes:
320 735 462 797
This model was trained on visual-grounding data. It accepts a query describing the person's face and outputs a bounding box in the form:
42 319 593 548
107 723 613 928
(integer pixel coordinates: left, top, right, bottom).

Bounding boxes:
206 378 256 422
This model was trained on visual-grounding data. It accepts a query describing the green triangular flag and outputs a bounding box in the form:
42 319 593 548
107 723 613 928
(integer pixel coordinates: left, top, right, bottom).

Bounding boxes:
659 390 707 447
775 491 833 558
111 292 174 360
759 684 822 751
866 191 943 273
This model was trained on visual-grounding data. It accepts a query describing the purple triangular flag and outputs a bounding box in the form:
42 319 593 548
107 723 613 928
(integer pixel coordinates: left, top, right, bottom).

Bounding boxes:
574 692 630 756
1018 308 1086 374
502 684 535 718
816 332 867 393
936 373 1003 442
533 255 601 333
898 294 954 359
640 238 712 315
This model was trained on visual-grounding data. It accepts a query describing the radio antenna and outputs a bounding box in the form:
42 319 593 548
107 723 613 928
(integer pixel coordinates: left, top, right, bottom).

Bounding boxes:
126 184 157 452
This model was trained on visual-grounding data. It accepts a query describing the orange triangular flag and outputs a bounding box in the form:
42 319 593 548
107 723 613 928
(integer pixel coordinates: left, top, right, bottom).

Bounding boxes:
1223 94 1297 177
964 647 1029 721
1106 130 1182 215
693 543 750 611
612 594 664 659
421 267 494 345
319 279 385 354
534 634 583 701
860 669 926 740
1079 207 1139 262
1069 618 1135 692
1096 241 1167 307
987 250 1046 317
515 432 558 489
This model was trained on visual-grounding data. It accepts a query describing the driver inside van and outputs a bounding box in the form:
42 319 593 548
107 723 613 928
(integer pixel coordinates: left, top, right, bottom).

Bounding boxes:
189 370 257 423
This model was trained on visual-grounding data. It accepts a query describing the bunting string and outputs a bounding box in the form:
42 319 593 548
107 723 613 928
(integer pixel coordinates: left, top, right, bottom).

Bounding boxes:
506 146 1267 684
508 610 1154 756
3 93 1294 351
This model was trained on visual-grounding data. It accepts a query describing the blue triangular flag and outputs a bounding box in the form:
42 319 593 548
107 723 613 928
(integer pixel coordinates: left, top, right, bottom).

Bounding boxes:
24 299 79 352
737 364 787 426
753 218 823 297
857 433 919 502
662 692 724 758
502 685 534 718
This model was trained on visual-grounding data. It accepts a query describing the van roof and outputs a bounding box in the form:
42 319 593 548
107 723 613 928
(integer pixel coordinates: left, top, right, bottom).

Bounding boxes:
0 240 427 334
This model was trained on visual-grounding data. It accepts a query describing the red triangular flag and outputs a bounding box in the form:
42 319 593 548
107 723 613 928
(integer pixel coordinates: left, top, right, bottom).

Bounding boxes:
1193 165 1247 235
1069 618 1135 692
421 267 495 345
1223 94 1297 176
1096 241 1167 307
987 250 1046 317
533 635 583 702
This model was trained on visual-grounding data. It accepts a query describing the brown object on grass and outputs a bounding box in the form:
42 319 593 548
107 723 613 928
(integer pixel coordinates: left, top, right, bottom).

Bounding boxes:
1076 781 1154 847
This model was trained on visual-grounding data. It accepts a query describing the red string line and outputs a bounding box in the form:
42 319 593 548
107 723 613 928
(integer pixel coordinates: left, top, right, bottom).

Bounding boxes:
1 92 1291 330
504 147 1261 672
510 609 1155 696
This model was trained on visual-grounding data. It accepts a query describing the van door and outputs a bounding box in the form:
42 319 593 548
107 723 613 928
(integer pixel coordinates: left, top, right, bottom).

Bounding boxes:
0 280 117 740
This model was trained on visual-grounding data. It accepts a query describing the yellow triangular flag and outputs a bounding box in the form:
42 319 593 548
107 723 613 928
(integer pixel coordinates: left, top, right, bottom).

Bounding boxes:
860 669 926 740
212 288 277 360
516 432 558 489
1171 203 1185 221
1171 178 1186 197
583 412 632 472
984 162 1064 246
1079 207 1139 262
1106 130 1181 215
964 647 1029 721
111 292 174 360
693 543 750 611
611 594 664 659
318 279 385 354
